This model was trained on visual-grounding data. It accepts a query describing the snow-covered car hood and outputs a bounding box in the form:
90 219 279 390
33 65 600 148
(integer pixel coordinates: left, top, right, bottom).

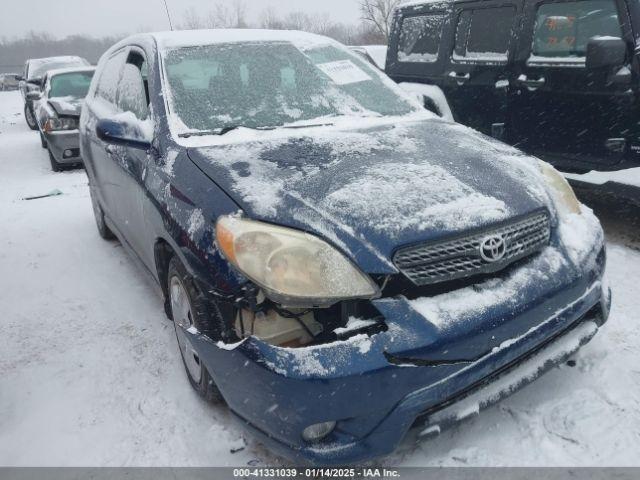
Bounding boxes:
48 97 84 117
187 119 552 272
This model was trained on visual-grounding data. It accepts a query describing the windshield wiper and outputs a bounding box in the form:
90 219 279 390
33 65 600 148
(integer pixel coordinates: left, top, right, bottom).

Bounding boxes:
282 122 334 130
178 125 276 138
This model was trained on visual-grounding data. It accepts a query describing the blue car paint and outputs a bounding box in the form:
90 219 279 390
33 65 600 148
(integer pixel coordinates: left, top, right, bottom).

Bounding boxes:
79 33 610 465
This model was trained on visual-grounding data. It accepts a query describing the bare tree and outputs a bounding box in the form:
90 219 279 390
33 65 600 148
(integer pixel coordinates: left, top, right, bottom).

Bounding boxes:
359 0 401 42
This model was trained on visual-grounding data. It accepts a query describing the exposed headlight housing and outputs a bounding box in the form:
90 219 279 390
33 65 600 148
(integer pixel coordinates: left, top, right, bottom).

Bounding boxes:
44 117 78 132
539 160 581 216
216 216 379 308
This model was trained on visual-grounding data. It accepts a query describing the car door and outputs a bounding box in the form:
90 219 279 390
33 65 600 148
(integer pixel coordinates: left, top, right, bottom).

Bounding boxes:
509 0 635 171
113 48 156 269
86 48 129 229
442 0 524 138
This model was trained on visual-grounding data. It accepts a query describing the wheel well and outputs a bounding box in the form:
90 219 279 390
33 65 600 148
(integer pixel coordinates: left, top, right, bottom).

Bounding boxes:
154 239 175 298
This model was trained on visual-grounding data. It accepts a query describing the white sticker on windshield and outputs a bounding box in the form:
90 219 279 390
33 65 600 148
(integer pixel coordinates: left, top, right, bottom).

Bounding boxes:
316 60 372 85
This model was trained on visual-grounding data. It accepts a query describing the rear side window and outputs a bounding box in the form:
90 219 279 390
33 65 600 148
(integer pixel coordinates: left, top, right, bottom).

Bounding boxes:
96 50 127 104
397 14 447 63
531 0 622 60
117 52 150 120
454 6 517 62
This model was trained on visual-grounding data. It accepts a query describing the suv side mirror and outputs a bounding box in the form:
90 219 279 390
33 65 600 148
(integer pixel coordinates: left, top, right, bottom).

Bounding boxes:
26 91 41 101
96 117 152 151
586 37 626 69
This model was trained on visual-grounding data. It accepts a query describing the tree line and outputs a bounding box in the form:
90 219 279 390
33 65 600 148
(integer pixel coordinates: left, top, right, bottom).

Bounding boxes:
0 0 400 75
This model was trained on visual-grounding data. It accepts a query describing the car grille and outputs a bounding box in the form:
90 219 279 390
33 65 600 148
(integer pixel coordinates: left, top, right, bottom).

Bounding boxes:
393 211 551 286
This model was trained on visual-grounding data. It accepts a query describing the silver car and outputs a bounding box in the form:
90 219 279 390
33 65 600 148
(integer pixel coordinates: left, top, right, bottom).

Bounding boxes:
31 66 96 171
0 73 21 91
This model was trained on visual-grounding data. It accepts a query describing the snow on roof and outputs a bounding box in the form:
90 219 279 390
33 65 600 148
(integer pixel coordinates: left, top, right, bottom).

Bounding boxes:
29 56 86 66
397 0 452 9
45 66 96 78
152 28 337 50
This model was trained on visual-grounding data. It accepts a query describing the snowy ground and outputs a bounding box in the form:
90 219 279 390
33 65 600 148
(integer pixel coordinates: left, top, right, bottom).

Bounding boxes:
0 89 639 466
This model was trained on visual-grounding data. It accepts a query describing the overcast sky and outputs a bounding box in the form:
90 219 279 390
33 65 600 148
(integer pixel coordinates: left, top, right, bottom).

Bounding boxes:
0 0 364 39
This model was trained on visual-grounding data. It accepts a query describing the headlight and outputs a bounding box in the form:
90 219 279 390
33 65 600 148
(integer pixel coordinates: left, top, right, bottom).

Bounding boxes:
44 117 78 132
216 216 379 307
539 161 581 216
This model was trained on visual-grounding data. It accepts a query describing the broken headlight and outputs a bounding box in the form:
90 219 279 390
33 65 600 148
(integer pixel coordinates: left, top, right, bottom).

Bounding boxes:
44 117 78 132
216 216 379 307
539 160 581 216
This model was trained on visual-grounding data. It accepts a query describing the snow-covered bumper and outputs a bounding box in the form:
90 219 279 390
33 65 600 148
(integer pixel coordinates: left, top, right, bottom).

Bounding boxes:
44 130 82 165
188 225 608 466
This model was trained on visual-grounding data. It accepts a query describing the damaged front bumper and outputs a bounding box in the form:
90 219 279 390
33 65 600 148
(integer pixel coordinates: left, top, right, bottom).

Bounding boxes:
44 130 82 165
187 243 609 465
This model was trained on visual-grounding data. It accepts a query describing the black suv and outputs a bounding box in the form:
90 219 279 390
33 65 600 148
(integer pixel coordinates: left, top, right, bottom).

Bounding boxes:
386 0 639 199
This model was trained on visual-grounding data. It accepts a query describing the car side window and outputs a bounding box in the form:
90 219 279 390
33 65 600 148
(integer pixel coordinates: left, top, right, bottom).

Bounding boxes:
453 6 517 62
530 0 622 60
96 50 127 104
116 51 150 121
398 14 447 63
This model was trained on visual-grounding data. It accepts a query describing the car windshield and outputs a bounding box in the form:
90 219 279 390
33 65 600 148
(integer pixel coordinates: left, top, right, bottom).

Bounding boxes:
29 58 88 80
49 71 94 98
162 42 417 135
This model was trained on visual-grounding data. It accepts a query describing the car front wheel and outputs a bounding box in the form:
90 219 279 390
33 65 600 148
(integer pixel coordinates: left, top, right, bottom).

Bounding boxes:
167 256 224 403
24 104 38 130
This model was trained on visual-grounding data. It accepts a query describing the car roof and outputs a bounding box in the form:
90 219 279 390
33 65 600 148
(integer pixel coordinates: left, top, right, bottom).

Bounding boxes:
45 66 96 78
146 29 338 51
28 55 87 65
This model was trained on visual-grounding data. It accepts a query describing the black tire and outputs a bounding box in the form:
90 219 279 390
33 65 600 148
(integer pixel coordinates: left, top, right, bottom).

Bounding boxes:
89 187 116 240
24 103 38 130
40 132 47 149
167 256 224 404
48 149 62 172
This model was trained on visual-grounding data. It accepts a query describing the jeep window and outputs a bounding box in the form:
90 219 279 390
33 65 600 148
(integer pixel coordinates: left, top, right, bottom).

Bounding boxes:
454 6 517 62
398 14 446 63
49 71 94 98
530 0 622 61
162 42 417 135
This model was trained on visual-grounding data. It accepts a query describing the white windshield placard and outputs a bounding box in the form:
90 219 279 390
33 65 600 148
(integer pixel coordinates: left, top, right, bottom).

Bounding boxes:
316 60 372 85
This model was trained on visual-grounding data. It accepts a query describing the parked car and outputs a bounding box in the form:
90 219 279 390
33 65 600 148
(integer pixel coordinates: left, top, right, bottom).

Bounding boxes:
19 56 90 130
386 0 640 202
81 29 609 465
32 67 95 171
0 73 21 91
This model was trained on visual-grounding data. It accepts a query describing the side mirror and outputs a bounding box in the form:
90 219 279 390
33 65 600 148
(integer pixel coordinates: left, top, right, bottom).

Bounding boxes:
26 91 41 101
96 117 152 151
586 36 626 69
16 75 24 82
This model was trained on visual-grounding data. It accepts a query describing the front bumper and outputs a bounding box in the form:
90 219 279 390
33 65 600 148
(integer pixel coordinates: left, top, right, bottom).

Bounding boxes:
189 241 608 465
44 130 82 164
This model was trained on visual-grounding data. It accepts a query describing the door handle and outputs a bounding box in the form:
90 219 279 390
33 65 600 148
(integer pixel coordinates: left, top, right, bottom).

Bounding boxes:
517 75 545 90
448 71 471 84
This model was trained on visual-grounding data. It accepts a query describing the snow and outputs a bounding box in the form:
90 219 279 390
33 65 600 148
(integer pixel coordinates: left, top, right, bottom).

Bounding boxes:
356 45 388 69
333 317 378 335
1 90 640 466
564 167 640 189
398 82 454 121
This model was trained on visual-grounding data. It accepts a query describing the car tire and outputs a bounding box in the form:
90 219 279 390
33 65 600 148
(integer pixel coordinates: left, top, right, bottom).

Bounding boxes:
89 187 116 240
24 104 38 130
48 149 62 172
167 256 224 404
40 133 47 149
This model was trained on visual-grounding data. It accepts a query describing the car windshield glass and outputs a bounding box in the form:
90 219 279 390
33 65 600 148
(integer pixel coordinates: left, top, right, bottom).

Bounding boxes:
49 71 94 98
30 59 87 80
163 42 417 134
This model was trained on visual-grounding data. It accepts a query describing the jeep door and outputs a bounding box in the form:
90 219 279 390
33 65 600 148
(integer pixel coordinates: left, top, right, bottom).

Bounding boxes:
442 0 524 138
509 0 636 171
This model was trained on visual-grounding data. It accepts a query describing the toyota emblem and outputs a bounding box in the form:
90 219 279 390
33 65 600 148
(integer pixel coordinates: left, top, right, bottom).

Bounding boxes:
480 235 507 262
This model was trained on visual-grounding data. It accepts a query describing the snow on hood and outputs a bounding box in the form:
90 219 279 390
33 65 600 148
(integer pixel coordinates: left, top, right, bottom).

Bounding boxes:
187 118 551 270
48 96 84 117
